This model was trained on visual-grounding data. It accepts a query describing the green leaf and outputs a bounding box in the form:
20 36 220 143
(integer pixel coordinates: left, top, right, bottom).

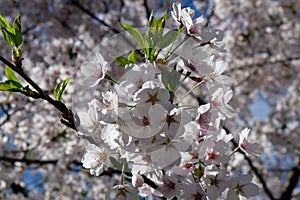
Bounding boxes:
0 80 23 92
155 10 167 40
0 15 11 29
157 10 167 29
127 51 136 63
144 31 157 60
13 13 21 32
119 23 144 48
12 48 22 63
5 66 20 83
159 29 180 49
54 78 70 101
144 10 168 61
0 27 15 47
148 11 157 28
13 13 23 49
13 13 22 48
0 14 22 48
162 69 181 93
112 56 131 67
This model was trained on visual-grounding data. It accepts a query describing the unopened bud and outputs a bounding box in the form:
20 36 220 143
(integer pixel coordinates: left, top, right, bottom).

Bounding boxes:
132 173 144 188
12 48 22 65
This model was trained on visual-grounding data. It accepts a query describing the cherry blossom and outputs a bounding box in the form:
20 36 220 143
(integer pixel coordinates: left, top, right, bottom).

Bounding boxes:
105 184 137 200
131 173 144 188
180 182 207 200
80 51 108 87
238 128 260 156
81 143 111 176
156 174 181 199
1 0 298 199
76 106 100 135
203 166 229 200
227 174 259 200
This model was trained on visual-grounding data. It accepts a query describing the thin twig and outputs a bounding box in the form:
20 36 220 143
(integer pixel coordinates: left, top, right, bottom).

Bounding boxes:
143 0 151 20
0 54 77 130
0 155 159 189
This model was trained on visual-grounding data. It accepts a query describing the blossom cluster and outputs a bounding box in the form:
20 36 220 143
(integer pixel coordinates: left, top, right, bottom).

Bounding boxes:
76 3 259 200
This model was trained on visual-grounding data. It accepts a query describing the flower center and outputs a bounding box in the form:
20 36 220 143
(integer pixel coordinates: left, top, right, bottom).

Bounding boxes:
143 116 150 126
97 152 106 162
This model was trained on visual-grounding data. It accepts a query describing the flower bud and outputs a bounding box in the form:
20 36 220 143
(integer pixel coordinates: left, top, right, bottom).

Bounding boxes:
132 173 144 188
12 48 22 65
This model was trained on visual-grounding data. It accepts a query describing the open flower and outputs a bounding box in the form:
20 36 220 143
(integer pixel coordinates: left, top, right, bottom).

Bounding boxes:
105 185 137 200
204 141 230 165
238 128 260 156
118 104 166 139
180 183 207 200
171 2 195 28
156 174 180 199
203 166 229 200
227 174 259 200
77 106 100 136
81 143 111 176
80 51 108 87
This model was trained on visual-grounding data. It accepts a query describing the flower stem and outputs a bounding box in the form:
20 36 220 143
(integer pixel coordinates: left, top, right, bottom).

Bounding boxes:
228 147 240 157
121 159 126 185
176 80 204 105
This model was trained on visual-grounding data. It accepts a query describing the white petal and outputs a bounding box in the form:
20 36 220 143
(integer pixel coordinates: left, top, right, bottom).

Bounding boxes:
227 189 239 200
77 112 94 131
214 75 233 86
81 62 97 76
239 174 252 185
223 90 233 103
198 103 210 114
241 183 259 197
88 107 98 123
215 60 227 75
211 88 223 101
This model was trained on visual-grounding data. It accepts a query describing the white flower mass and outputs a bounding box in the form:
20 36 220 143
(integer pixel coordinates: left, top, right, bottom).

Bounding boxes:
76 3 260 199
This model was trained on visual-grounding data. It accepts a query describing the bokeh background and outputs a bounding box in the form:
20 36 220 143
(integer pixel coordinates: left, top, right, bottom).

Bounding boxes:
0 0 299 199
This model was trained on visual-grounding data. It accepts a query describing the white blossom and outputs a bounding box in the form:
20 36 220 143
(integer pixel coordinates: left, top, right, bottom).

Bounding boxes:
81 143 111 176
238 128 260 156
80 51 108 87
77 107 100 135
227 174 259 200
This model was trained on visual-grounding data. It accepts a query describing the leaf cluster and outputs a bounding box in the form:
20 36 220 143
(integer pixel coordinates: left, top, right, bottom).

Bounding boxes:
0 13 22 48
119 11 183 63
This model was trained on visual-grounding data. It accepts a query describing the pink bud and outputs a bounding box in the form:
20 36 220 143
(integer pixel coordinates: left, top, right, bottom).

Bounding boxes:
132 173 144 188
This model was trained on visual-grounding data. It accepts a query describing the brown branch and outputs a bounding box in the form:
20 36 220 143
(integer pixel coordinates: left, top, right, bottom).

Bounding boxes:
143 0 151 20
0 103 10 126
67 0 139 54
228 56 300 74
0 103 25 127
280 151 300 200
0 155 159 189
0 54 77 130
68 0 120 34
101 168 158 189
0 156 58 165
